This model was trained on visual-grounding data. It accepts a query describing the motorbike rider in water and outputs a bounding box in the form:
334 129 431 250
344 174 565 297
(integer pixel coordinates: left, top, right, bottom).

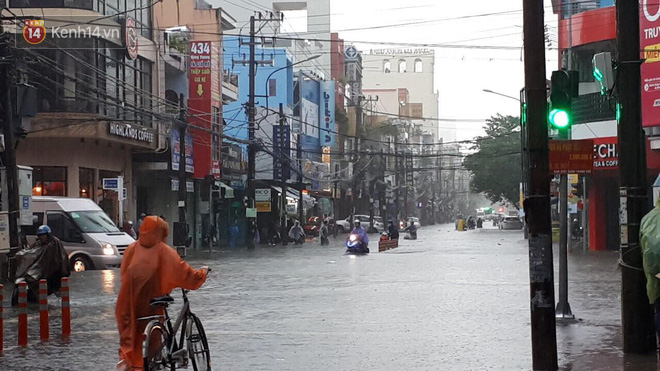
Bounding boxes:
347 220 370 253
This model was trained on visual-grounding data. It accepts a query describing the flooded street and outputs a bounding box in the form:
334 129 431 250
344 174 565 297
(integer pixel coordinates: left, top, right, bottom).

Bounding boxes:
1 224 657 370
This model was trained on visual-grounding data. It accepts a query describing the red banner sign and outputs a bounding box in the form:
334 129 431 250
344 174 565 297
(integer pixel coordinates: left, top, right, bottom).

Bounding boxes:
593 136 618 170
641 0 660 127
549 139 594 174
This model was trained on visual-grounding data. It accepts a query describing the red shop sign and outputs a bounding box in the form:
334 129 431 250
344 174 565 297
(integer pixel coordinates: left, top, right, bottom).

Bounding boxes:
549 139 595 174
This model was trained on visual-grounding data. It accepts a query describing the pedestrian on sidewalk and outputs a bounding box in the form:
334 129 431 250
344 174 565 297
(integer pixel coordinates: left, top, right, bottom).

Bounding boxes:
640 199 660 347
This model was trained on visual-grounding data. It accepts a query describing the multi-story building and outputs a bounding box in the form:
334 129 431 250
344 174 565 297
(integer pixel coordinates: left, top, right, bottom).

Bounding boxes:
5 0 238 248
6 0 162 228
362 49 443 142
552 0 660 250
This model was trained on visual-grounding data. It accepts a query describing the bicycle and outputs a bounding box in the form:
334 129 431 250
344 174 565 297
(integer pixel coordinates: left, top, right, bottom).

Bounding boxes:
140 281 212 371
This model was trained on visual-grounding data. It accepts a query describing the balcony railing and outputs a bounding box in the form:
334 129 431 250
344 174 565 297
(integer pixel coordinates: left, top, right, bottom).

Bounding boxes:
223 70 239 87
572 92 616 125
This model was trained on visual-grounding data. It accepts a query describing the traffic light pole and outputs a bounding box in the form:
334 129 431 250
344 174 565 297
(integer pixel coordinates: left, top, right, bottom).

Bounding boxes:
556 131 573 319
523 0 558 369
616 0 656 354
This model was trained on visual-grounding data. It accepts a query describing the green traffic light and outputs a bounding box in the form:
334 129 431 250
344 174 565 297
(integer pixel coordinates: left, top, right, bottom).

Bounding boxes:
549 108 570 128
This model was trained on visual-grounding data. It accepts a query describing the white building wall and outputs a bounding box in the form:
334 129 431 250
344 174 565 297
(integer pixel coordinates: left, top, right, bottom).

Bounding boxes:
362 51 445 142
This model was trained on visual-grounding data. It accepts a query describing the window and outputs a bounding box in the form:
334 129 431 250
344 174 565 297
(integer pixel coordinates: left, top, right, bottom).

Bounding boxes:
80 167 95 199
383 60 391 73
414 59 423 73
398 59 407 73
47 211 79 243
23 212 44 236
32 166 67 196
268 79 277 97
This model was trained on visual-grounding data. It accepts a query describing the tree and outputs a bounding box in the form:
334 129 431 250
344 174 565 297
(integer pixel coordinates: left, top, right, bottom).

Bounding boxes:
463 114 521 207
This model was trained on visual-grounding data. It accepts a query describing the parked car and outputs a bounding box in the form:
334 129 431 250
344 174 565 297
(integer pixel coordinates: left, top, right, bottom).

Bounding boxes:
336 215 385 233
26 197 135 272
499 216 524 230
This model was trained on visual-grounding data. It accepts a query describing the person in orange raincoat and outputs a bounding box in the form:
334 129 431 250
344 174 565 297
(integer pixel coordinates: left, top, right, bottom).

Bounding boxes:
115 216 208 370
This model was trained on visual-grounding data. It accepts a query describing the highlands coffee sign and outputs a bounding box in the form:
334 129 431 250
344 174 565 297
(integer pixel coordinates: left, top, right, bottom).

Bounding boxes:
109 123 155 144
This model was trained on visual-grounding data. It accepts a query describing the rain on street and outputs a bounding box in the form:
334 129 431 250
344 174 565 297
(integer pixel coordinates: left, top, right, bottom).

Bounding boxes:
1 224 651 370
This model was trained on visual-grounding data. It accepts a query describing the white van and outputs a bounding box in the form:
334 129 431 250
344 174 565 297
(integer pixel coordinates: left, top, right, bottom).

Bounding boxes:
27 196 135 272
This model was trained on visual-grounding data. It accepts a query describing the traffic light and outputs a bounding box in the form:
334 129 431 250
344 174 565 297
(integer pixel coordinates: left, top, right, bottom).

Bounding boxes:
549 70 578 130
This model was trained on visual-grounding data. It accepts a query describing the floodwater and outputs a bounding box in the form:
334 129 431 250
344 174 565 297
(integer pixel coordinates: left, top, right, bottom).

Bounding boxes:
0 224 657 370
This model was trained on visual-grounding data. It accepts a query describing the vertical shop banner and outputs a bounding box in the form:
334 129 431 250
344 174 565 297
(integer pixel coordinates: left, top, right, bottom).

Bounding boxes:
319 81 336 146
301 79 320 139
273 125 291 180
189 41 212 100
641 0 660 127
171 130 195 173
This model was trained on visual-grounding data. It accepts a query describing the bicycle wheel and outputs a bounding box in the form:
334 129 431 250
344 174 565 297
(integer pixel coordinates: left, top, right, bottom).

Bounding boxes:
143 321 172 371
186 313 212 371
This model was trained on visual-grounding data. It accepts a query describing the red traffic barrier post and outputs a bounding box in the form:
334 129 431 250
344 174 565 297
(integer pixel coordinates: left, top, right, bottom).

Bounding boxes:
17 282 27 347
0 283 4 353
61 277 70 337
39 279 49 342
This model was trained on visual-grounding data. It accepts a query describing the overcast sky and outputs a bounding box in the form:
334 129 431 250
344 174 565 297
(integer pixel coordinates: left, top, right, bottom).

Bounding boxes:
327 0 558 141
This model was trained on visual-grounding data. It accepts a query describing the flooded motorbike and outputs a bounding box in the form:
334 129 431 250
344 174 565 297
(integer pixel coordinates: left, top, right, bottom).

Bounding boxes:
345 234 369 255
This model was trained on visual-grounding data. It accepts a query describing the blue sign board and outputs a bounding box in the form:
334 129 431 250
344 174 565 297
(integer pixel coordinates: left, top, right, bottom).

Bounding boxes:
171 130 195 173
22 196 29 210
103 178 119 190
319 81 336 146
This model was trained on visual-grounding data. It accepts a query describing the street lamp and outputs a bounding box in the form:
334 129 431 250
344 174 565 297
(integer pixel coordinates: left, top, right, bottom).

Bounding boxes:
482 89 521 102
265 54 321 110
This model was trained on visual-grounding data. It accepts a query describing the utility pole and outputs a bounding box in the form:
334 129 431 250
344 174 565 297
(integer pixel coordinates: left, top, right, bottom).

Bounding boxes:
246 15 257 249
0 37 20 281
522 0 558 369
279 103 288 246
297 133 304 223
178 96 187 224
616 0 656 354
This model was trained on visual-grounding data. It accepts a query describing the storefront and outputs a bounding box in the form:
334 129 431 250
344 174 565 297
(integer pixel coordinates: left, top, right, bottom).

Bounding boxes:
587 136 660 250
18 119 159 225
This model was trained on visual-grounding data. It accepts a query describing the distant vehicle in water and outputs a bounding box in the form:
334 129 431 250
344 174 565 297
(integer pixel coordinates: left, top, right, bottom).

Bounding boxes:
499 216 524 230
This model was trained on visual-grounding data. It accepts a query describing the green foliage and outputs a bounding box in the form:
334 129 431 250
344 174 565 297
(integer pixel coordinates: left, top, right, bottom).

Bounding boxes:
463 114 522 207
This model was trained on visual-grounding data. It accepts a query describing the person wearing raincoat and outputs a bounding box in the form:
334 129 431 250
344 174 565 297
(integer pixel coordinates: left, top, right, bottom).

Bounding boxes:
288 220 305 245
115 216 208 370
640 199 660 346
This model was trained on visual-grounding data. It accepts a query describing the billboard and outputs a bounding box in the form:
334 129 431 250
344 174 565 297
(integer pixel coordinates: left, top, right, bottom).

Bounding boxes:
319 81 336 146
548 139 594 174
301 79 320 138
171 130 194 173
641 0 660 127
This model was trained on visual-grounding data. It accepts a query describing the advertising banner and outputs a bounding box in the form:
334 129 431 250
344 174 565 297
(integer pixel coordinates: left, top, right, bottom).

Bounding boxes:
319 80 336 146
301 79 320 138
641 0 660 127
548 139 594 174
171 130 195 173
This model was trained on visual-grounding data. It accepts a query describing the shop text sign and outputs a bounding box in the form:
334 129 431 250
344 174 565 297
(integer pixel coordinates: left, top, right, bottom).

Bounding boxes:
593 136 618 170
549 139 594 174
109 123 154 143
641 0 660 127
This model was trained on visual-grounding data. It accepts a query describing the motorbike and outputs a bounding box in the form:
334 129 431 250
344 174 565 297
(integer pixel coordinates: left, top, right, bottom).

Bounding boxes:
571 218 583 240
345 233 369 255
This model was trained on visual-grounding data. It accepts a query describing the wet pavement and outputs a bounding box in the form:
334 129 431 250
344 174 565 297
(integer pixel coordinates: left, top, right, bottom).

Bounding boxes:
0 224 658 370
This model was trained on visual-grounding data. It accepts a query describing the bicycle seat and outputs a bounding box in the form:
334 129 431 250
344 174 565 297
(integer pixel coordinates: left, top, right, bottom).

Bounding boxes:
150 295 174 307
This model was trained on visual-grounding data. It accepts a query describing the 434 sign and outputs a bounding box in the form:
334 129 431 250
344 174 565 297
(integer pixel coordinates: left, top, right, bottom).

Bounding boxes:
23 20 46 45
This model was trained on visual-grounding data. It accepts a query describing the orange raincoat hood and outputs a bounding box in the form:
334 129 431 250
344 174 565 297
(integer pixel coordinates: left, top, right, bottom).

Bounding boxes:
116 216 206 369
